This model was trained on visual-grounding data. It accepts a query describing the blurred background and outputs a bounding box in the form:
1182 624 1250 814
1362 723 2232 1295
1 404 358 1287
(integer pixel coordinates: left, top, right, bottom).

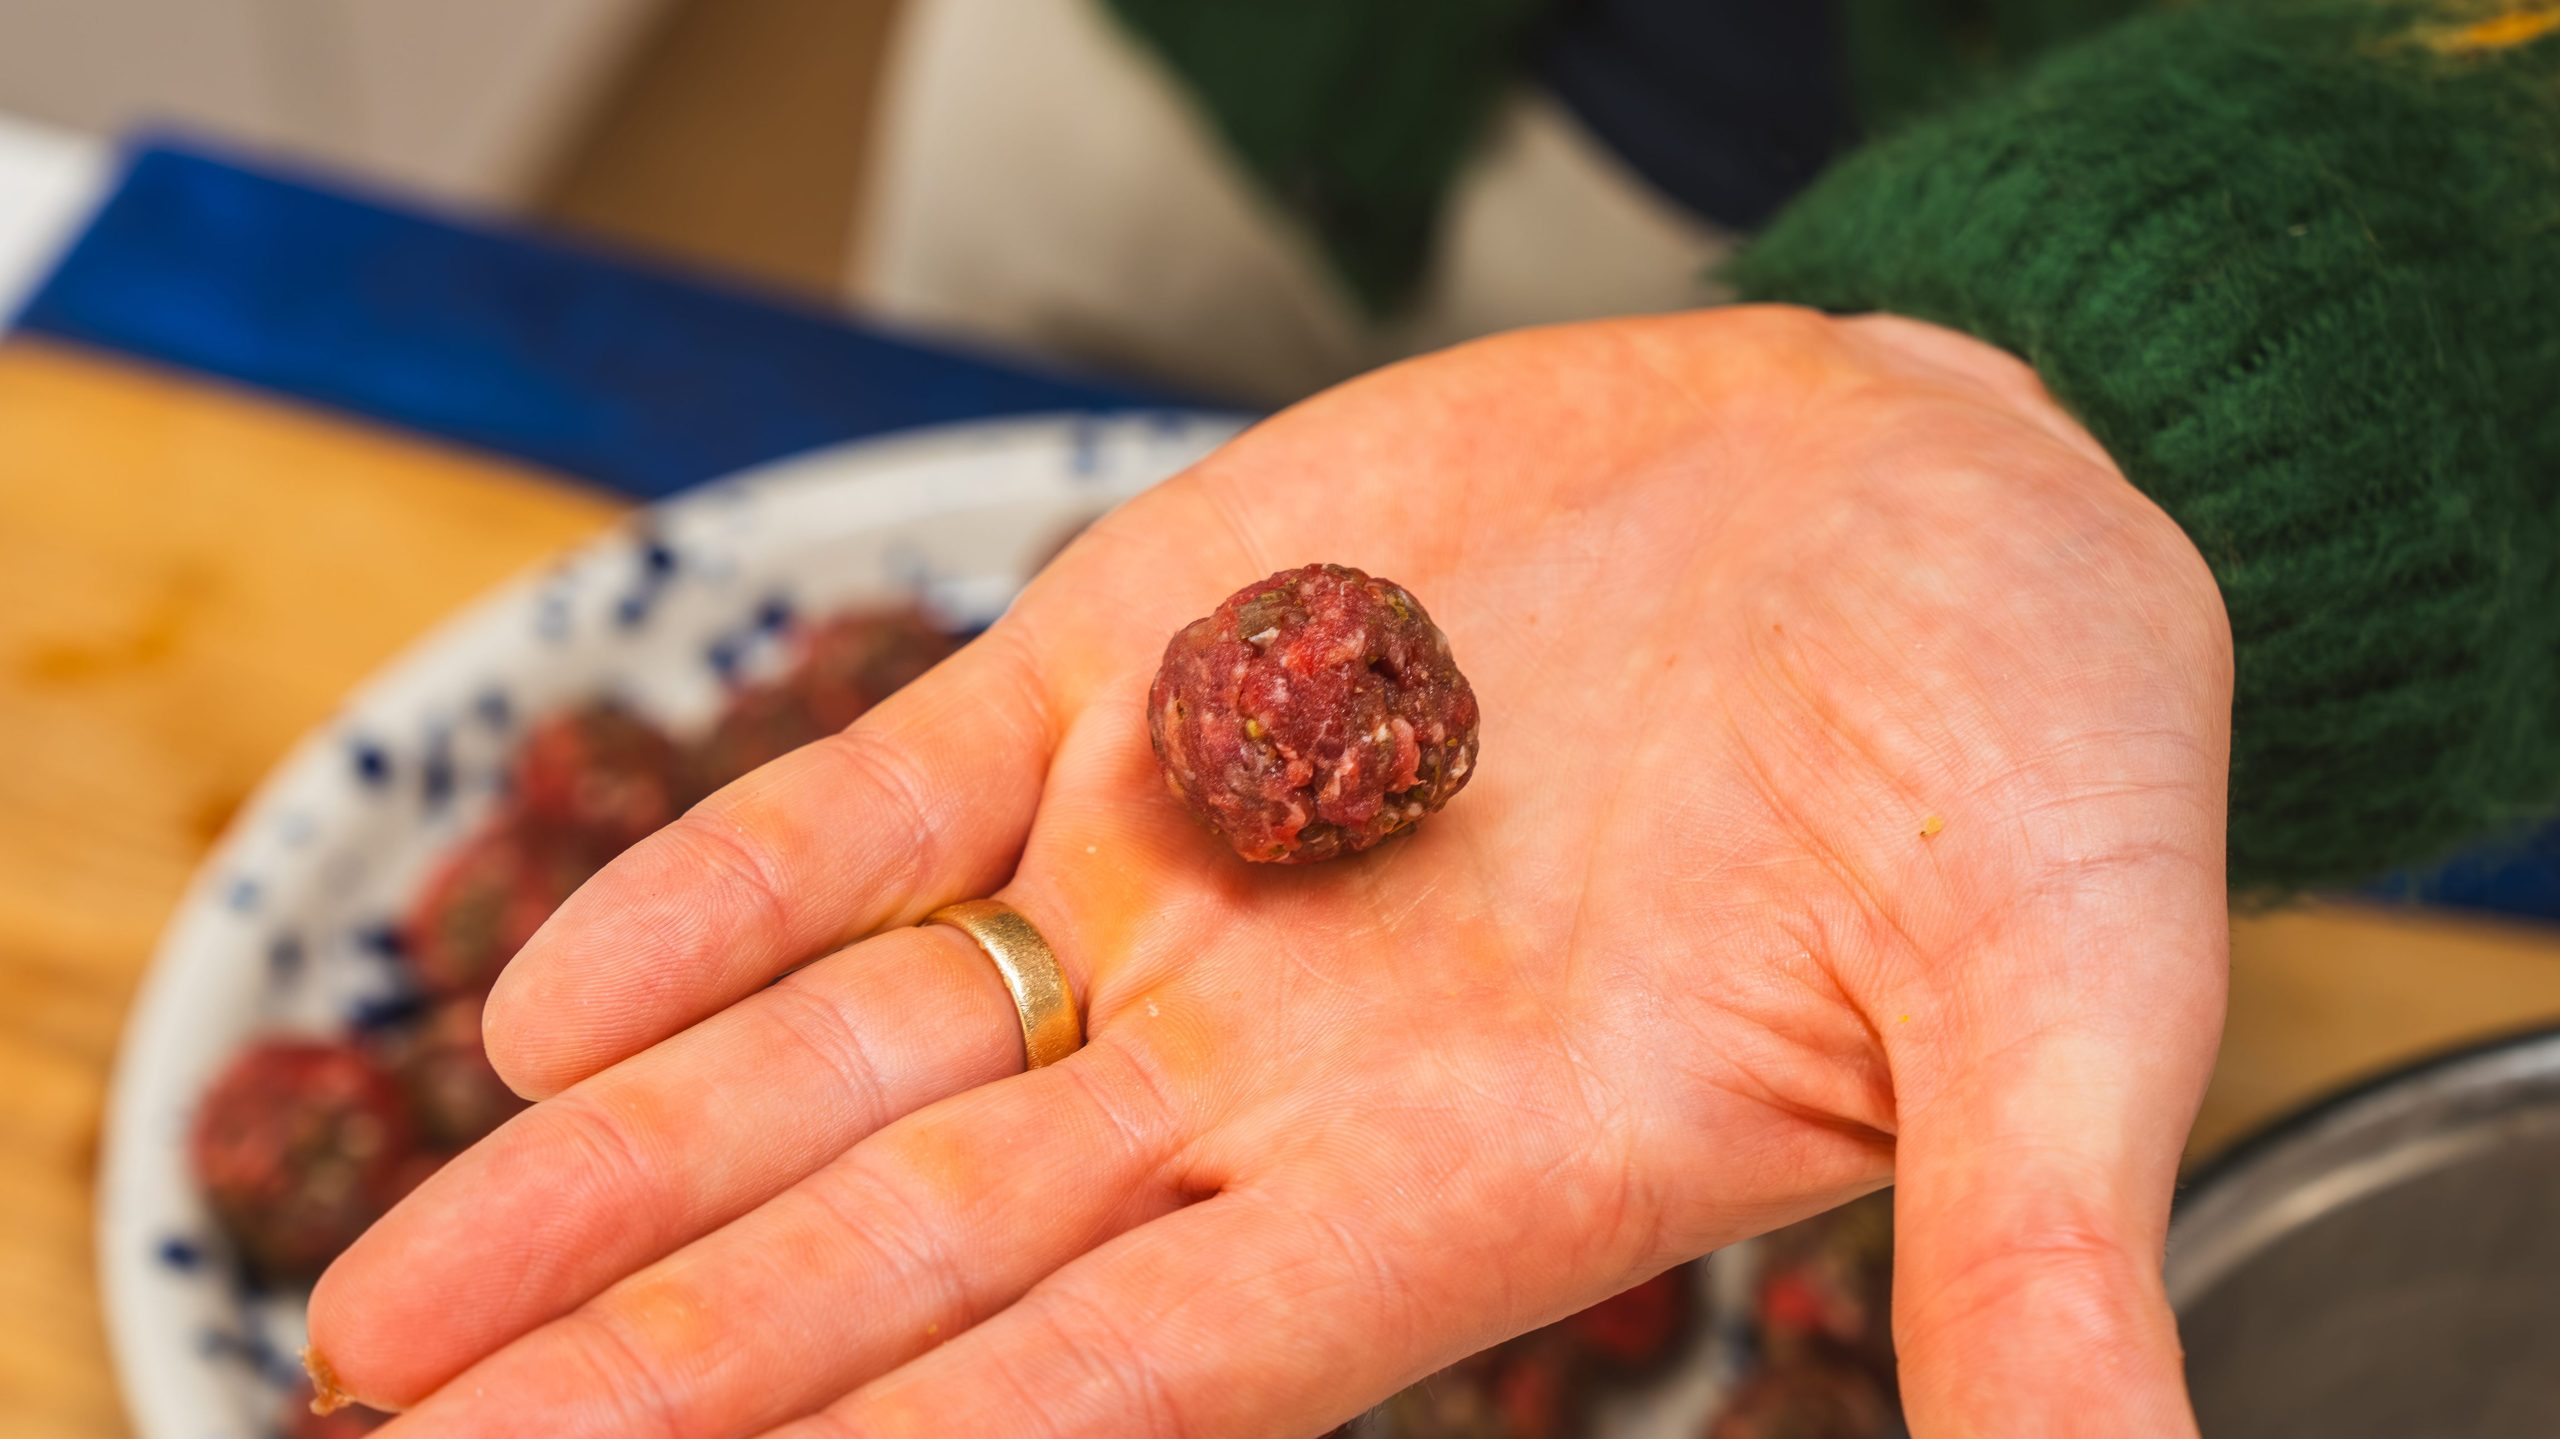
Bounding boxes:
0 0 891 295
4 3 2559 1437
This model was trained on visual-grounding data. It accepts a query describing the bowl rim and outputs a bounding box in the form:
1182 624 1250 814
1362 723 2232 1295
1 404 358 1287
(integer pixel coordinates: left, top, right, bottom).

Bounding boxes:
95 408 1247 1437
2167 1018 2560 1308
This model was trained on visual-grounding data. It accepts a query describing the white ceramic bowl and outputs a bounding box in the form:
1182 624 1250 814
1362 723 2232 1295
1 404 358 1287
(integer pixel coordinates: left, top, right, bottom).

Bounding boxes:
98 411 1245 1439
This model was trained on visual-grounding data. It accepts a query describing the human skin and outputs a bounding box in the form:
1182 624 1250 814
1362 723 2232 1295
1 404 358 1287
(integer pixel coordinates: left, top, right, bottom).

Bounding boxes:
308 307 2232 1438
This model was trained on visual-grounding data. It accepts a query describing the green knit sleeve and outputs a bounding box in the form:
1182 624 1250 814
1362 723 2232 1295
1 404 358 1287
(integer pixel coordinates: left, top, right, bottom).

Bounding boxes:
1732 0 2560 894
1102 0 1542 318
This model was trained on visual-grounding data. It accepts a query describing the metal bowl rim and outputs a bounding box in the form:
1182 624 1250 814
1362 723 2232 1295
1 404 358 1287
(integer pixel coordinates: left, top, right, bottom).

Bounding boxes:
2175 1019 2560 1210
2167 1018 2560 1309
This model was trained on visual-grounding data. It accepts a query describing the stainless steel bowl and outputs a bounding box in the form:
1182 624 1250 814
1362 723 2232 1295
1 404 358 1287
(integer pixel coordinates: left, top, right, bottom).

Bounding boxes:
2168 1027 2560 1438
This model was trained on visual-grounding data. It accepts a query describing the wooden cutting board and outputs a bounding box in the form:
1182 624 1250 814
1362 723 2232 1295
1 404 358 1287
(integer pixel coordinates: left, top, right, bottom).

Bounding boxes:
1 336 2556 1436
0 340 617 1437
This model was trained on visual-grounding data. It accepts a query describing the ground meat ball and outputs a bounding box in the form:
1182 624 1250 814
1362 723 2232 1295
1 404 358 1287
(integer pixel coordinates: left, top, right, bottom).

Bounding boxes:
691 679 826 792
189 1040 416 1280
390 994 529 1149
1364 1265 1696 1436
1704 1359 1896 1439
1149 564 1479 863
402 819 598 994
511 702 689 857
1753 1192 1895 1381
690 609 959 792
1560 1268 1696 1375
792 608 959 733
1370 1346 1576 1439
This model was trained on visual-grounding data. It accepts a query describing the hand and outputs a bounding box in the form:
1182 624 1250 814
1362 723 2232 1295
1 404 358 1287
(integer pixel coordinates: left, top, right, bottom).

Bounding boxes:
312 308 2232 1438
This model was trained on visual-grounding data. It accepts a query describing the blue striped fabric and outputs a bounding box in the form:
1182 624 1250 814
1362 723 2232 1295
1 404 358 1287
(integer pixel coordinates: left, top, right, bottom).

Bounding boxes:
12 139 1184 499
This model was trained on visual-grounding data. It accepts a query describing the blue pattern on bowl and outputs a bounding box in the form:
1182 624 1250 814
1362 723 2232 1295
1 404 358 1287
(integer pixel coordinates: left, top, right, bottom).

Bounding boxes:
101 411 1245 1439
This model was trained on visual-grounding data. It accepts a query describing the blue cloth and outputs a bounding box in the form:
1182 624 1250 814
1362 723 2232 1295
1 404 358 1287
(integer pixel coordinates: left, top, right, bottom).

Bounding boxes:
12 139 1180 499
2370 827 2560 925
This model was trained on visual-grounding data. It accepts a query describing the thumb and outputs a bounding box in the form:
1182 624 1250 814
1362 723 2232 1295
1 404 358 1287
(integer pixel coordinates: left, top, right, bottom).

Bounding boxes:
1887 929 2225 1436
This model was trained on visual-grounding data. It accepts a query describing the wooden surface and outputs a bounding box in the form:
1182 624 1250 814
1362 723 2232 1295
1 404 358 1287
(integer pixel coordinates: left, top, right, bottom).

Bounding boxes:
3 336 2559 1435
0 341 618 1438
2203 902 2560 1153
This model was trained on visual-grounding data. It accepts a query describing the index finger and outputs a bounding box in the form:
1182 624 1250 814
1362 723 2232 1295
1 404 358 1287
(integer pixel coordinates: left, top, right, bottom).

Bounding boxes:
485 629 1056 1098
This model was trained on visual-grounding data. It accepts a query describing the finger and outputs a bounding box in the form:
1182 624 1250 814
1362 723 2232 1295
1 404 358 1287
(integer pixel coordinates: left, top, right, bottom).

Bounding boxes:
375 1030 1191 1439
1887 892 2226 1435
486 630 1056 1097
763 1189 1481 1439
309 923 1022 1408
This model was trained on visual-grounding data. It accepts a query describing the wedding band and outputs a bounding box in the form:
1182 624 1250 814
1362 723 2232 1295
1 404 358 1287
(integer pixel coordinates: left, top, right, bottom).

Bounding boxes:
924 900 1083 1069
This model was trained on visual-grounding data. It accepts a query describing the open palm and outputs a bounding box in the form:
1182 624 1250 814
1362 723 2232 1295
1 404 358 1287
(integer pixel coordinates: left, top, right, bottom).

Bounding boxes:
313 308 2233 1438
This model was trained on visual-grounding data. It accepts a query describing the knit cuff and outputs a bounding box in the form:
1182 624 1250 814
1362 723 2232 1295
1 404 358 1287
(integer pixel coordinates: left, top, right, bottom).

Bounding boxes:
1733 0 2560 893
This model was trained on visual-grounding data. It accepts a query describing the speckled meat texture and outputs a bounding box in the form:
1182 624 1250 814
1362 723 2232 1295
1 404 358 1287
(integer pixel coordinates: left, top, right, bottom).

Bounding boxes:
392 994 530 1149
511 703 689 857
1705 1358 1895 1439
692 679 825 792
793 608 960 732
189 1040 417 1280
400 819 598 995
1561 1269 1696 1375
1753 1192 1896 1381
1149 564 1479 864
691 608 960 791
1370 1346 1573 1439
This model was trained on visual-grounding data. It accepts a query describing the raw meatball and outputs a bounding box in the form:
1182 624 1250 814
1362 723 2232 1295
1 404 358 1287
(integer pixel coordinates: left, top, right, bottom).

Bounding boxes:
402 819 597 994
690 608 959 791
1370 1345 1575 1439
390 994 529 1149
189 1040 416 1280
692 680 826 792
791 608 958 733
1754 1192 1896 1380
511 702 688 857
1148 564 1479 863
1360 1265 1695 1437
1560 1268 1696 1374
1704 1358 1895 1439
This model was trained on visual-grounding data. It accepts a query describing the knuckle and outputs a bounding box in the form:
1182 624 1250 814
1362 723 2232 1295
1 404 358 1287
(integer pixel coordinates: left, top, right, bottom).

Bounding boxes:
968 623 1061 751
1026 1285 1193 1439
803 726 939 901
1301 1209 1418 1358
658 810 795 944
1899 1194 2154 1366
556 1307 686 1439
800 1158 975 1322
538 1089 661 1217
761 976 896 1127
1061 1041 1187 1170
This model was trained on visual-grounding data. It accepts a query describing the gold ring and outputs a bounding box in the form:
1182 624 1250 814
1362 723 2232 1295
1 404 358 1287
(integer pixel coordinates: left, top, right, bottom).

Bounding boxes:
924 900 1083 1069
